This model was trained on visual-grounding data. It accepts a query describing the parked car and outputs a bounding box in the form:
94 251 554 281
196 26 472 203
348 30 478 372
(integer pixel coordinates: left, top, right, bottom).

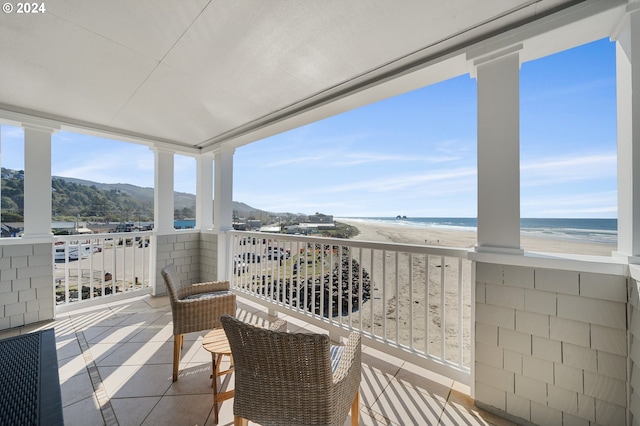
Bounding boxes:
54 243 100 262
234 259 247 275
267 247 290 260
240 252 260 263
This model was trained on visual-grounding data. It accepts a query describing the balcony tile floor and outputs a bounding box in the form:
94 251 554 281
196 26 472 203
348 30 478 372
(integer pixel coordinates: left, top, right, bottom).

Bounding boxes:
1 294 516 426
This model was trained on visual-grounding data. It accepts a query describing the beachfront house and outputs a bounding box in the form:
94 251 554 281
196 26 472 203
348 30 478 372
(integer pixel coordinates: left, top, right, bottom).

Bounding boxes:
1 1 640 424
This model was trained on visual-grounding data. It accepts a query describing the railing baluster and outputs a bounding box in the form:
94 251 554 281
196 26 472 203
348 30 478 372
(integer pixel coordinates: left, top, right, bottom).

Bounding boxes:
142 236 147 288
320 242 325 319
425 254 430 356
338 245 343 323
267 240 272 300
370 248 374 337
125 238 129 290
305 241 310 315
226 231 472 383
330 245 335 320
120 238 125 292
304 241 308 314
64 245 70 305
348 248 353 328
296 240 301 312
409 253 414 350
440 255 446 360
458 257 463 368
110 237 114 288
382 250 387 341
131 237 135 291
74 241 80 300
249 236 253 293
395 251 399 344
89 240 94 299
234 235 238 288
358 247 363 331
100 238 105 297
278 241 282 304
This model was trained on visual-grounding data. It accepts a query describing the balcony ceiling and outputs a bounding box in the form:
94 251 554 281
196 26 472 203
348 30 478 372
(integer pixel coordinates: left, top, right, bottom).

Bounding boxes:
0 0 625 153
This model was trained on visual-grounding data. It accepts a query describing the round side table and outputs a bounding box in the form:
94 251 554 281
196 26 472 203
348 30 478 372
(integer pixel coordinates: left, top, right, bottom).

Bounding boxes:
202 328 234 424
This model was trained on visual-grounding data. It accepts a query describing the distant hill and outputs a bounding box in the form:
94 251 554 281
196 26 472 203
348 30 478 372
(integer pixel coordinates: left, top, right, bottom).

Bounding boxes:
56 176 268 218
1 168 269 221
59 177 194 211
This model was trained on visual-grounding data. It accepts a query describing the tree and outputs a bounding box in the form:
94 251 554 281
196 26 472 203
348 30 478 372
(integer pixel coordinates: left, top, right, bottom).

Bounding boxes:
1 211 23 222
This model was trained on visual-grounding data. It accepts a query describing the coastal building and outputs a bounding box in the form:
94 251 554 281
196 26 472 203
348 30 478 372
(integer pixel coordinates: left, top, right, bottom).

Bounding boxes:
258 225 282 233
231 222 247 231
246 219 262 230
1 1 640 425
308 213 334 224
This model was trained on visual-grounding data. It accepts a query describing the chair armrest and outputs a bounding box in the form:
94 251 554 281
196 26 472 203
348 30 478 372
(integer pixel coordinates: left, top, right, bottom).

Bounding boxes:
332 332 361 383
269 319 287 332
180 281 230 298
330 332 361 421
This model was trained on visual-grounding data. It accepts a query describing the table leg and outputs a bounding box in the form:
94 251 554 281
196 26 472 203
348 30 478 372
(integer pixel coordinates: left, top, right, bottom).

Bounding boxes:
206 352 234 424
212 353 220 423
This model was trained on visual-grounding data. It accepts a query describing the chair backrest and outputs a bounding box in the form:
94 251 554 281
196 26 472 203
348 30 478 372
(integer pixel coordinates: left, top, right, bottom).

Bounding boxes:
161 264 184 304
221 314 335 424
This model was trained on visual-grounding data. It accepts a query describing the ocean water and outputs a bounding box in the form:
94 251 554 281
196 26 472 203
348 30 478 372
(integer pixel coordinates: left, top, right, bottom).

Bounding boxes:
336 217 617 245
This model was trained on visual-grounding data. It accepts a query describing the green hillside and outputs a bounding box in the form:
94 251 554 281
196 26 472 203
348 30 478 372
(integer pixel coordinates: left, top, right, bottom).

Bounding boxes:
1 168 267 222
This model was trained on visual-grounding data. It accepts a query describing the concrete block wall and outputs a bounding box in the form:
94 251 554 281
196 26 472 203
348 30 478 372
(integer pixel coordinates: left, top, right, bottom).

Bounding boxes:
199 232 218 282
0 242 54 331
475 262 628 426
154 232 201 295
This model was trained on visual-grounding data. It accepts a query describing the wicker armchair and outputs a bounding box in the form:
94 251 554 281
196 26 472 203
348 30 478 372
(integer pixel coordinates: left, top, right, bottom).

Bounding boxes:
221 314 361 426
161 265 236 382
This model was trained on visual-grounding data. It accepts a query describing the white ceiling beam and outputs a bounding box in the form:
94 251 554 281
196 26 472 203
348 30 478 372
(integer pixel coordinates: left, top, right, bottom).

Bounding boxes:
0 106 201 156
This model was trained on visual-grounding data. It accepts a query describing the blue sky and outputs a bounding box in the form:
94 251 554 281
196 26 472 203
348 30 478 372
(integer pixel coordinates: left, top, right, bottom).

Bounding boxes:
1 38 617 218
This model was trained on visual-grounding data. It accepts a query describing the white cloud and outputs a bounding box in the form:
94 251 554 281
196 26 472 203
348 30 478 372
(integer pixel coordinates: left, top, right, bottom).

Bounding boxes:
263 154 328 168
53 148 154 187
521 77 614 103
521 191 617 217
521 153 616 186
311 167 476 194
1 125 24 139
334 152 460 166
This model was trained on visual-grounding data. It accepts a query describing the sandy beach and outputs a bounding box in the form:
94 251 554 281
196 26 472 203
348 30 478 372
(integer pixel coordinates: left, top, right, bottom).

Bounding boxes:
338 218 615 256
334 219 615 367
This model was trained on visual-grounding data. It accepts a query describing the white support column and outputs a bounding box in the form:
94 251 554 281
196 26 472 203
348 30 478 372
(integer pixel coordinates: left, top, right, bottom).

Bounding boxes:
0 126 2 229
473 47 523 254
213 145 235 280
153 147 175 235
615 2 640 262
22 124 56 239
213 146 235 232
195 153 214 230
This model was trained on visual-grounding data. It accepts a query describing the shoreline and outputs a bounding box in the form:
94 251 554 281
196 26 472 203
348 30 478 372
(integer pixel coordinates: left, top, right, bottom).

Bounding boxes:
335 217 614 364
337 219 615 257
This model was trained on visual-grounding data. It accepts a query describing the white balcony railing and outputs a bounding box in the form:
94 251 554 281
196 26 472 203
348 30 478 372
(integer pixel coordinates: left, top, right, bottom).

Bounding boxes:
54 232 152 309
228 230 473 384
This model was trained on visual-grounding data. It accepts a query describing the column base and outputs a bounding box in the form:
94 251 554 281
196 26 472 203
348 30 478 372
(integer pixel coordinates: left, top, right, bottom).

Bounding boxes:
474 245 524 255
612 251 640 264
